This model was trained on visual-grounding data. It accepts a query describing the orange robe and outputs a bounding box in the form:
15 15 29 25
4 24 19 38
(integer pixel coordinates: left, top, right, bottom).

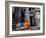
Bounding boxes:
23 20 31 30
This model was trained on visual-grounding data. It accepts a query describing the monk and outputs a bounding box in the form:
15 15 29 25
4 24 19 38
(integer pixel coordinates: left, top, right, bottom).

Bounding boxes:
23 19 31 30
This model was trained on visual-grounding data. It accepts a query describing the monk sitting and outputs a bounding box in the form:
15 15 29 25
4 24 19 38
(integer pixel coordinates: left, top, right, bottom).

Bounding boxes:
23 19 31 30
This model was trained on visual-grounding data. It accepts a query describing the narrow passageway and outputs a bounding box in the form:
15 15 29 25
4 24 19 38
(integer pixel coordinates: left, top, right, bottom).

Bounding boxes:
12 7 40 31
